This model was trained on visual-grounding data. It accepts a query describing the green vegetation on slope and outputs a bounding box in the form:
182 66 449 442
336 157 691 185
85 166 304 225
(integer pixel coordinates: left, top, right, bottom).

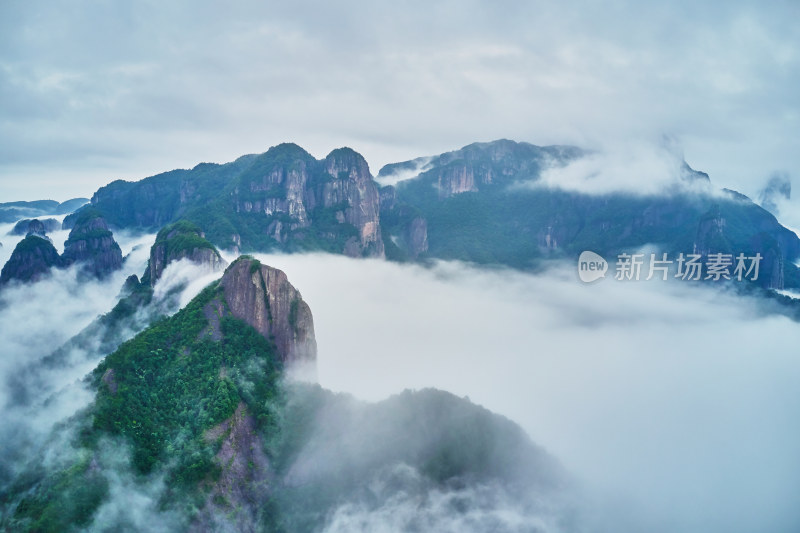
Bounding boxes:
153 219 218 259
91 282 281 477
6 278 283 531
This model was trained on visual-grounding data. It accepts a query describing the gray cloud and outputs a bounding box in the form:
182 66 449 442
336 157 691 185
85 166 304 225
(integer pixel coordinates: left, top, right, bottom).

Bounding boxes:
0 0 798 201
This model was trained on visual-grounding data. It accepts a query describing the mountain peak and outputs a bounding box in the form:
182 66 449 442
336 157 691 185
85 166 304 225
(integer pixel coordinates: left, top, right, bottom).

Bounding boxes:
145 219 227 286
61 207 123 279
220 256 316 366
0 235 61 286
264 142 315 161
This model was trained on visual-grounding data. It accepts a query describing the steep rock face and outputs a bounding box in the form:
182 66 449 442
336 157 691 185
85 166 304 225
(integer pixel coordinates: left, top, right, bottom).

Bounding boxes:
231 145 316 242
437 164 480 198
397 139 585 199
379 184 397 211
693 204 788 289
0 235 61 285
318 148 384 257
405 217 428 258
9 218 60 236
220 257 316 365
146 220 227 286
693 206 729 257
222 144 384 257
61 208 123 278
79 144 387 258
198 402 271 532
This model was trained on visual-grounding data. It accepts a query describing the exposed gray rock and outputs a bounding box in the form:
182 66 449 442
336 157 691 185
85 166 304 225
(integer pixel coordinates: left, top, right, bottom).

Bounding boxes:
146 221 227 286
0 235 61 285
220 257 316 366
61 208 123 278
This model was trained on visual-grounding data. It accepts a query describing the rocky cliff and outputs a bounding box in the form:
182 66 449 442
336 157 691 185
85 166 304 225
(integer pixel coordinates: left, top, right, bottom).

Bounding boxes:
61 207 123 278
0 235 61 285
318 148 384 257
225 143 384 257
380 139 585 199
693 202 791 289
219 257 316 366
145 220 227 286
88 143 385 257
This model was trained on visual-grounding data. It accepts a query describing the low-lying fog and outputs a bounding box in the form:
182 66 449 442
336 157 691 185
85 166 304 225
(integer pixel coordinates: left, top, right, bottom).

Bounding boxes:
3 233 799 531
246 252 800 533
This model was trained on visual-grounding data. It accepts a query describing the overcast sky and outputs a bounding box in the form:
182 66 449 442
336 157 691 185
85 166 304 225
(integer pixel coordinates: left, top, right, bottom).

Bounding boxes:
1 0 798 201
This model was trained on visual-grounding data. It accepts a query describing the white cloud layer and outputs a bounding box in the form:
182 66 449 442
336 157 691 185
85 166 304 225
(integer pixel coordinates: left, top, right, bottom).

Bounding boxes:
533 141 715 196
251 252 800 533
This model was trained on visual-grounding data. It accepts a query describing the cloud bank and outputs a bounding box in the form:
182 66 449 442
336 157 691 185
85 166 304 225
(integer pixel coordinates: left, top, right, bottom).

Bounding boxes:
0 231 230 489
532 141 715 197
251 252 800 533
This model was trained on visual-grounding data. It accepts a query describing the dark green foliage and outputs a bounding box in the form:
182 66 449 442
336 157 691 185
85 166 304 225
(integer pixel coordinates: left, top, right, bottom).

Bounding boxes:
263 385 564 533
387 165 800 285
70 205 104 225
85 143 369 254
91 283 281 478
11 454 109 532
7 234 58 256
0 277 285 530
0 235 61 284
104 286 154 324
154 219 218 259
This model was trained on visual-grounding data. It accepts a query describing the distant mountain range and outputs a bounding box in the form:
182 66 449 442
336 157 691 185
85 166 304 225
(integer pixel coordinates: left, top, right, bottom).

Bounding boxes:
66 139 799 289
2 139 798 530
0 198 88 224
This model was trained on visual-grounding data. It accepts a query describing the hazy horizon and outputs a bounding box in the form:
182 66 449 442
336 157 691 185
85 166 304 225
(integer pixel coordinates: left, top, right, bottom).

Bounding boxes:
1 0 799 202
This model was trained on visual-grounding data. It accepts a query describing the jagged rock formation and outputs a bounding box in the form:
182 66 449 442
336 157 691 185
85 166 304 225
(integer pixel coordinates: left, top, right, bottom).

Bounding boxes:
8 218 60 236
63 138 800 288
404 216 428 258
378 140 800 287
144 220 227 286
219 257 316 365
225 145 384 257
61 207 123 278
197 402 270 531
0 235 61 285
320 148 384 257
88 143 384 257
379 139 585 199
